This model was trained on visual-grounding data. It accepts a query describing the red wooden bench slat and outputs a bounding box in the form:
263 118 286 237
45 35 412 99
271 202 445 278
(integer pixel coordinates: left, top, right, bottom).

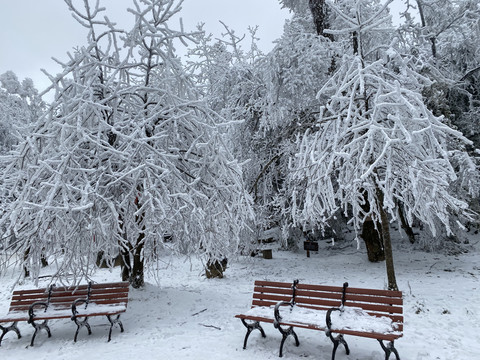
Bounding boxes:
342 293 403 305
294 297 342 308
11 289 49 296
254 280 292 288
11 291 128 304
10 302 72 310
253 293 292 302
296 284 346 292
253 286 293 296
294 289 403 306
9 294 128 311
251 299 280 308
11 282 128 297
345 287 403 298
235 314 275 323
331 328 403 341
295 289 343 300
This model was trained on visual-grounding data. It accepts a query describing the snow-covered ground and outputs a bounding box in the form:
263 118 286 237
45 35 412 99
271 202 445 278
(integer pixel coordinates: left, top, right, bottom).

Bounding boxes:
1 232 479 360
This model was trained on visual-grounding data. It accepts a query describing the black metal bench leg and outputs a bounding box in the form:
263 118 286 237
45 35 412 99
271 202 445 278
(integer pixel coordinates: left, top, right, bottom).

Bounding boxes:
73 317 92 342
240 319 266 349
29 320 51 346
327 333 350 360
276 325 300 357
107 315 124 342
0 322 22 346
378 340 400 360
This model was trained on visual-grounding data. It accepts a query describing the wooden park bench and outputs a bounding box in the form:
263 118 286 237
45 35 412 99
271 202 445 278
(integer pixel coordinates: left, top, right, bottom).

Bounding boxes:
0 281 129 346
235 280 403 360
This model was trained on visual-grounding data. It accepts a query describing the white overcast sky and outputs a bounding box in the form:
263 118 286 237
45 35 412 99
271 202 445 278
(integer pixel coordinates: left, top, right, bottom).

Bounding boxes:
0 0 406 93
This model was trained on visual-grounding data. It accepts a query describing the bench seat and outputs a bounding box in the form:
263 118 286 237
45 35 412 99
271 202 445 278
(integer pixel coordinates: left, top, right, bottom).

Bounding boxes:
241 305 401 336
1 304 127 323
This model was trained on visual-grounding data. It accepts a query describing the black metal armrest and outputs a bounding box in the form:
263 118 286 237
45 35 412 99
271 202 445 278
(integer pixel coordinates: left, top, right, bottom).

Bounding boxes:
274 300 293 328
325 307 343 336
71 298 89 320
28 301 49 324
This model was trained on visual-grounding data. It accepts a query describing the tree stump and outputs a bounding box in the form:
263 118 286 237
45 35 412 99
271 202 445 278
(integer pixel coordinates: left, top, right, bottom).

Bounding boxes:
205 258 228 278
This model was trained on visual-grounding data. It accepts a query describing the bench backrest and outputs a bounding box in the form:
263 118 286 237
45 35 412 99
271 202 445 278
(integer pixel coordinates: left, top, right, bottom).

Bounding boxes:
9 282 130 313
251 280 403 330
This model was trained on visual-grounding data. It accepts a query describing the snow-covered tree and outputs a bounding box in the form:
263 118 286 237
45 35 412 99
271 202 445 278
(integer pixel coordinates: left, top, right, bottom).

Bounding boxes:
397 0 480 229
398 0 479 61
0 71 42 154
289 0 478 290
189 7 341 246
0 0 253 287
279 0 310 14
398 0 480 140
279 0 334 38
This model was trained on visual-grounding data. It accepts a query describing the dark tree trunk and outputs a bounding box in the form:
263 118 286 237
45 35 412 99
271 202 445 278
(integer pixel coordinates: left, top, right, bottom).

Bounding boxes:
41 255 48 268
361 219 385 262
120 246 131 282
352 31 359 55
377 189 399 291
130 234 145 288
360 190 385 262
127 196 146 289
416 0 437 58
397 202 416 244
23 248 30 278
97 251 123 268
205 258 228 279
23 247 48 278
118 214 132 282
118 201 146 289
309 0 334 40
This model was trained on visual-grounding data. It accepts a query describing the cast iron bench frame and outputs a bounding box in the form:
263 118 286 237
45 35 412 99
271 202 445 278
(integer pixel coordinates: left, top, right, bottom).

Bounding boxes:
0 281 129 346
235 280 403 360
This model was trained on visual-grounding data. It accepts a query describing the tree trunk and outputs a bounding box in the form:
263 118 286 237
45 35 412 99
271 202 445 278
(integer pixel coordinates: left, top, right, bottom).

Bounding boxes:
361 219 385 262
23 247 30 278
130 234 145 288
377 189 399 291
129 196 146 289
416 0 437 58
23 247 48 278
118 214 132 282
120 246 131 282
41 255 49 268
118 202 146 288
360 190 385 262
352 31 359 55
205 258 228 279
309 0 334 40
397 202 416 244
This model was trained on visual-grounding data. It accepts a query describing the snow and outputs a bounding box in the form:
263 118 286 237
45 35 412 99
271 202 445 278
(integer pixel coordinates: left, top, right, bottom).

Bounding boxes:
244 305 400 334
328 307 400 334
1 233 480 359
4 304 126 323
